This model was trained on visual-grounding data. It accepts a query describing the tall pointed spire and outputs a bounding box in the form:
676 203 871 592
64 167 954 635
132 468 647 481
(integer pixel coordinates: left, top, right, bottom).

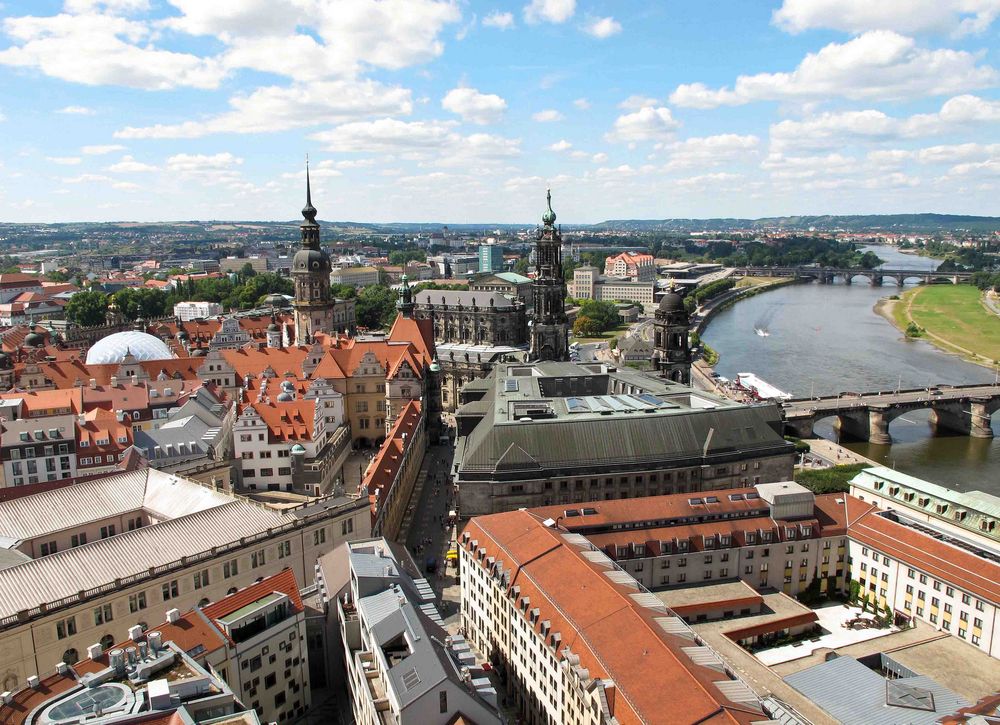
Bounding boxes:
302 155 317 225
542 188 556 226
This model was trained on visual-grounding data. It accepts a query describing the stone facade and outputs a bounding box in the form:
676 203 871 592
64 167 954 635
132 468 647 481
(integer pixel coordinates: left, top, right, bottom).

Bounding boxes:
530 191 569 362
652 289 692 384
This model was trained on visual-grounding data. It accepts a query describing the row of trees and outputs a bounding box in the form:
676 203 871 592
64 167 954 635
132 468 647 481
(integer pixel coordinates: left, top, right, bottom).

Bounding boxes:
652 237 885 270
684 277 736 312
571 299 620 337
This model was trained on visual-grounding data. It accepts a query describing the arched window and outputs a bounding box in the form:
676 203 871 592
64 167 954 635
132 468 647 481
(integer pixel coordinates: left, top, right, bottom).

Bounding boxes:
198 598 210 608
100 634 115 651
227 587 238 595
63 648 79 665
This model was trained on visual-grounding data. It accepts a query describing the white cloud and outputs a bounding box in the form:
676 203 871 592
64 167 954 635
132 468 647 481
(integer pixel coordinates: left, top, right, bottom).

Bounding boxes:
591 152 608 163
112 181 141 191
116 80 412 139
533 109 564 122
82 144 126 155
46 156 82 165
770 95 1000 150
107 155 158 173
0 12 225 90
662 134 760 169
773 0 1000 36
57 105 96 115
165 152 245 185
573 97 591 110
606 106 680 142
549 139 573 151
618 95 659 111
441 86 507 125
674 172 743 189
63 173 112 183
761 152 855 180
310 118 520 165
0 109 5 122
482 10 515 29
583 16 622 38
670 31 998 108
524 0 576 24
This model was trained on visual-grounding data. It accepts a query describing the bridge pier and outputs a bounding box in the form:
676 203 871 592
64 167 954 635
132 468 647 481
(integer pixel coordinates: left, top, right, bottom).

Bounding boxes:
843 275 852 286
784 417 815 439
871 274 883 286
867 406 892 445
834 411 871 442
970 398 995 439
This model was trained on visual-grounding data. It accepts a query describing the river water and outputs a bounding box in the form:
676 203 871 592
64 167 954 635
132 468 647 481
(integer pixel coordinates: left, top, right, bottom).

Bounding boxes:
701 245 999 494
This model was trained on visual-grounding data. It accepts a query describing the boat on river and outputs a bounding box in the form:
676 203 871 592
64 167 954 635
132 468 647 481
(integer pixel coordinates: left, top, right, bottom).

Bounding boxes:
735 372 791 401
754 327 770 337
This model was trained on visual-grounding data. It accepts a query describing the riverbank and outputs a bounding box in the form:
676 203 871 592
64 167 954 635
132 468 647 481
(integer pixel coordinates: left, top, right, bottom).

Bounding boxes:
693 276 798 336
875 286 1000 370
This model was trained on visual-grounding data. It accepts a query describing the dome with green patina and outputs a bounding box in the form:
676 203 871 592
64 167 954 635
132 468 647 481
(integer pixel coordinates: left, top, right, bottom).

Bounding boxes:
541 189 556 226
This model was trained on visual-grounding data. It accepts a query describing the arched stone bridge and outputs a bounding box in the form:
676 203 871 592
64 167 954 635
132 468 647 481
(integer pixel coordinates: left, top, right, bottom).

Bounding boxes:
782 384 1000 444
738 266 973 286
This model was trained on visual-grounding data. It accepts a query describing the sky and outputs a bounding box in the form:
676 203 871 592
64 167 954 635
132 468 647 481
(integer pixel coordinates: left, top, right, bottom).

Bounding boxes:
0 0 999 224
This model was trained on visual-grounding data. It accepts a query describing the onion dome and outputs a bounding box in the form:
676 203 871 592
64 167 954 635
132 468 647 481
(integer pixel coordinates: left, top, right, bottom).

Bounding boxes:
23 331 45 348
541 188 556 226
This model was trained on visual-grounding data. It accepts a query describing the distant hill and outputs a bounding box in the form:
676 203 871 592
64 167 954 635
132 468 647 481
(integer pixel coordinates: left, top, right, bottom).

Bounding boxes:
590 214 1000 233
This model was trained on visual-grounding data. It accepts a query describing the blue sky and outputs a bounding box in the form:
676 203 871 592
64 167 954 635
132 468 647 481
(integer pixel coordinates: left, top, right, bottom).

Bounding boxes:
0 0 999 223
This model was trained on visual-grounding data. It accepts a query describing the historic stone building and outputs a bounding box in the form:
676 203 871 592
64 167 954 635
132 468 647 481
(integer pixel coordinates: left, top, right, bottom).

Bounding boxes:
652 285 692 384
414 284 529 411
529 190 569 362
292 164 336 344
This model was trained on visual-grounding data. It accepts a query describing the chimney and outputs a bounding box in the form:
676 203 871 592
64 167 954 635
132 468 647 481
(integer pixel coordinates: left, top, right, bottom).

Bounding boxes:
86 643 103 660
26 676 39 690
165 608 180 624
110 376 118 387
147 631 162 653
127 624 144 641
1 693 13 706
89 378 97 389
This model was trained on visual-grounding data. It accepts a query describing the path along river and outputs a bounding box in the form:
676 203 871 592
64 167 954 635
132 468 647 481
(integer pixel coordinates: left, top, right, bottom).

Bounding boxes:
701 245 999 494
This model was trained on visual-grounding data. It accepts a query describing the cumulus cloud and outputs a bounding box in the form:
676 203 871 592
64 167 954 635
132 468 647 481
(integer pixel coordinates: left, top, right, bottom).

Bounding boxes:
116 80 412 138
662 134 760 169
441 86 507 124
591 152 608 163
533 109 564 122
670 31 998 107
46 156 82 165
573 98 591 110
773 0 1000 36
57 105 96 115
549 139 573 151
524 0 576 24
606 106 680 142
107 155 158 172
583 16 622 38
82 144 126 155
482 10 515 29
618 95 659 111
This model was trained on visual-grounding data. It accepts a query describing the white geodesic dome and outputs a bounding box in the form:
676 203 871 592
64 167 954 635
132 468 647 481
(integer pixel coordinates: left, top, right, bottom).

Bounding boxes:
85 331 173 365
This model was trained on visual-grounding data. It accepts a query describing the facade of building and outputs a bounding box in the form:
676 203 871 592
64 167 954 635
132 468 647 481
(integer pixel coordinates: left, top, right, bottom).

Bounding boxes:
460 509 776 725
361 400 425 539
220 255 270 274
318 538 500 725
292 167 336 345
652 288 692 384
530 191 569 362
529 481 851 599
173 300 223 321
0 467 371 686
603 251 656 282
570 266 657 311
478 243 504 273
330 266 380 288
469 272 532 308
453 361 795 517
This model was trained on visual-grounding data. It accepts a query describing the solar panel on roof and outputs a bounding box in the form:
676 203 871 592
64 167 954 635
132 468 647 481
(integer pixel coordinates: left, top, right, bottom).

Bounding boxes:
503 379 519 392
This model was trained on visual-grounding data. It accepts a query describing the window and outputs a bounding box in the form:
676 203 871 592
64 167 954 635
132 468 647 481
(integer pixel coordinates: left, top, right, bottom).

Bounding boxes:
224 561 239 579
919 574 927 584
194 570 210 589
907 568 915 578
40 541 58 556
162 580 179 601
62 648 79 665
905 585 913 594
249 655 262 672
71 533 87 547
56 617 77 640
961 593 971 605
265 673 277 689
944 603 952 614
252 550 266 568
946 586 954 596
439 691 448 714
278 541 291 559
100 524 116 539
129 592 147 613
313 528 326 546
93 603 113 626
342 519 354 535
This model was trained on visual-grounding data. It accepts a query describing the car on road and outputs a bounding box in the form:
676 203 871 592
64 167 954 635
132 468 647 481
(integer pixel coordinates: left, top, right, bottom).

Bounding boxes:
425 556 438 574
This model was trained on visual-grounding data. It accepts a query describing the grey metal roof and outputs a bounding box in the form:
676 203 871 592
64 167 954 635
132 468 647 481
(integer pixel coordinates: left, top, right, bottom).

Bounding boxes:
415 289 517 308
783 656 969 725
0 489 295 619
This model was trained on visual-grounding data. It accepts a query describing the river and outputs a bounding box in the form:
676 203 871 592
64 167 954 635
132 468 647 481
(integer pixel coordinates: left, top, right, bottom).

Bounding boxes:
701 245 999 494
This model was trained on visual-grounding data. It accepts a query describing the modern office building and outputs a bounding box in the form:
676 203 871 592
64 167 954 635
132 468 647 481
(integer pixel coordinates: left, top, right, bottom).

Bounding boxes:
173 300 224 321
453 361 795 517
478 243 504 273
317 538 500 725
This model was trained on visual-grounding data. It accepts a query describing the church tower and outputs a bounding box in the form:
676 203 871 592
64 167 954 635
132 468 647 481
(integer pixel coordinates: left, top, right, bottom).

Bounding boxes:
396 274 415 318
530 190 569 362
652 282 692 384
292 162 334 345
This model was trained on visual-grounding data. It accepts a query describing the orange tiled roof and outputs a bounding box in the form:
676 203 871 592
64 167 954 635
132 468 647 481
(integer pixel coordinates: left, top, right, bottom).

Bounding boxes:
244 398 316 442
203 567 303 622
0 672 78 725
363 400 422 522
0 387 83 414
464 510 766 724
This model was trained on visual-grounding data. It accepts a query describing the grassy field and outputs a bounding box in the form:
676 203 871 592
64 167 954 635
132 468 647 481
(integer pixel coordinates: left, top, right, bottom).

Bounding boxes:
735 276 786 288
794 463 869 493
571 323 631 343
893 285 1000 365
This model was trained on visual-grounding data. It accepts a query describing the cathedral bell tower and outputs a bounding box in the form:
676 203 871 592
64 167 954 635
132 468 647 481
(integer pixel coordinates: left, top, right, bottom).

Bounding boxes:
529 189 569 362
652 281 692 384
292 161 334 345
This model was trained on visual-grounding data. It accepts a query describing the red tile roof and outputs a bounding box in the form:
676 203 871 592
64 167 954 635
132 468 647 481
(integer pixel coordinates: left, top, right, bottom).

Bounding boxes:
0 672 78 725
243 398 316 442
848 503 1000 605
363 400 423 523
464 510 768 725
202 567 303 623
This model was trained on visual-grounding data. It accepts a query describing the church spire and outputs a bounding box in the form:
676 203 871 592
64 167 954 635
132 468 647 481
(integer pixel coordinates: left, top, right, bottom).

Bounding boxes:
301 156 318 226
542 188 556 227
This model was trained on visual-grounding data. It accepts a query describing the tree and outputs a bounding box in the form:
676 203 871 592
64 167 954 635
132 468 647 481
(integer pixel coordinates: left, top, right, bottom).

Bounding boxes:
45 270 70 283
578 299 619 332
513 258 530 275
388 249 425 266
572 315 602 337
65 290 109 327
330 283 357 300
356 285 398 329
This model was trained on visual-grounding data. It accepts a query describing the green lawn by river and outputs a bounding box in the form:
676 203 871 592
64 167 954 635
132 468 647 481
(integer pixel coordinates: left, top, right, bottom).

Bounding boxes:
893 285 1000 365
